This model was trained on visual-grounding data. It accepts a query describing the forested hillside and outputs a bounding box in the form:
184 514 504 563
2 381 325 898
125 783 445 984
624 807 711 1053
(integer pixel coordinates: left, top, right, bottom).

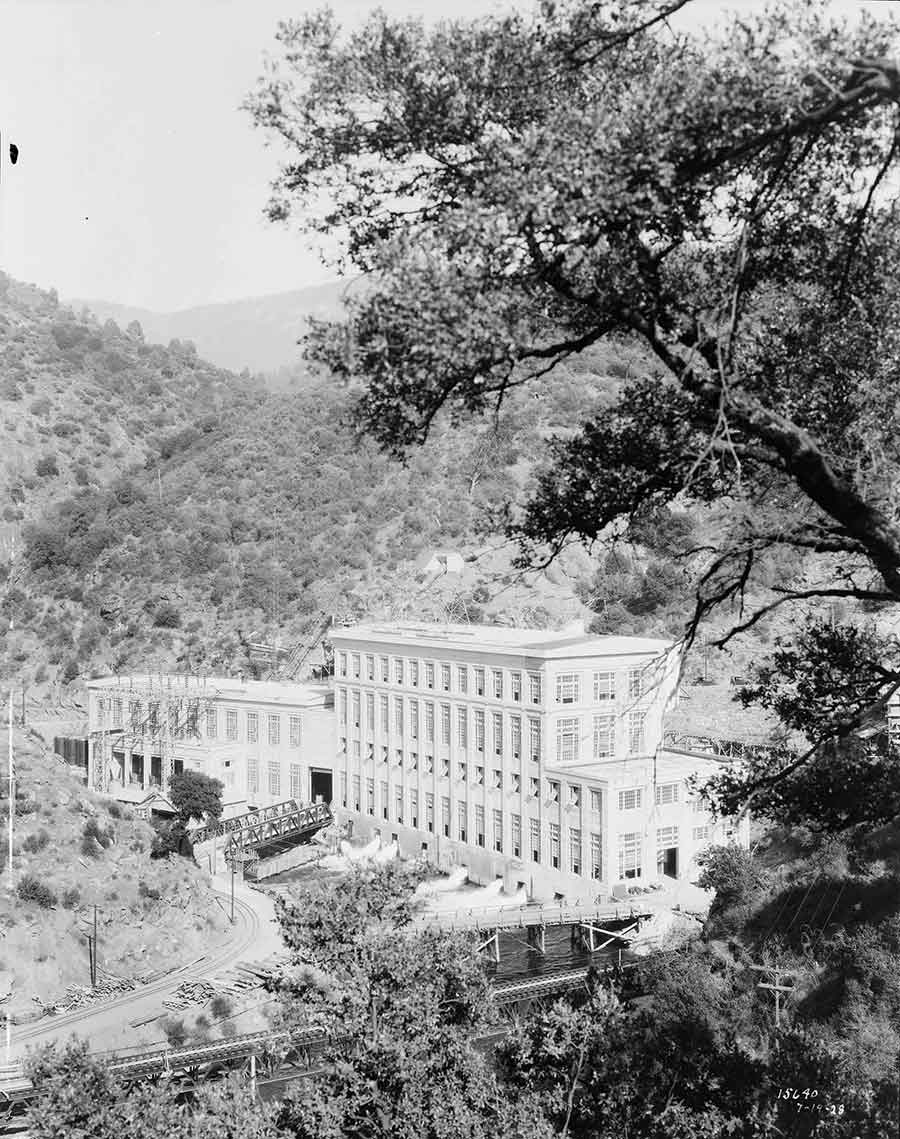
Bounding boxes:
0 272 815 719
3 273 696 689
0 272 245 536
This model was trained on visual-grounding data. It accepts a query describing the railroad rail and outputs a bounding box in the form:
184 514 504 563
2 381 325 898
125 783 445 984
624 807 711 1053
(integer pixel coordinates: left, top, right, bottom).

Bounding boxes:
0 964 625 1105
0 961 665 1133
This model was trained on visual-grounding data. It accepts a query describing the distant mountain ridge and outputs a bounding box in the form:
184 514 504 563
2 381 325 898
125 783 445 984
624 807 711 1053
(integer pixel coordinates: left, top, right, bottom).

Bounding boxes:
72 280 357 374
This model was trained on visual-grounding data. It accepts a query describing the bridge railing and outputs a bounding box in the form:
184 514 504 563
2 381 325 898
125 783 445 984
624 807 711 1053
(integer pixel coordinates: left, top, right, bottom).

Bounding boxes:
190 798 304 845
417 900 644 932
222 801 333 853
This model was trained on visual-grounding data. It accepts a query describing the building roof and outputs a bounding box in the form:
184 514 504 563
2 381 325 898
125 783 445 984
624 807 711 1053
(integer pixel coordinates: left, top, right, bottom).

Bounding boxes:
86 675 332 707
330 621 672 660
107 784 178 813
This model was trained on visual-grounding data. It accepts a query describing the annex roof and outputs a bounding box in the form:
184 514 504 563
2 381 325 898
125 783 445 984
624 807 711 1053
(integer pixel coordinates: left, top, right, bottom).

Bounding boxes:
86 675 332 708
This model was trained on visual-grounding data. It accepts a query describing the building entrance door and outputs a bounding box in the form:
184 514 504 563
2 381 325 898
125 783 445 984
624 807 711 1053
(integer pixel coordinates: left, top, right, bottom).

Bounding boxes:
657 846 678 878
310 769 333 804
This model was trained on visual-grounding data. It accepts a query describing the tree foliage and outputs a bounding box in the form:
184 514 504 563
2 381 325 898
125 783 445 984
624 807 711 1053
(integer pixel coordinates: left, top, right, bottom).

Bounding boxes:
26 1042 282 1139
167 770 223 827
247 0 900 826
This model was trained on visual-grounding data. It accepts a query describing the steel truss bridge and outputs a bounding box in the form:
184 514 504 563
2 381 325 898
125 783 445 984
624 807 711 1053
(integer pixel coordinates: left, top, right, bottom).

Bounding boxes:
0 964 646 1127
189 799 333 855
663 730 776 762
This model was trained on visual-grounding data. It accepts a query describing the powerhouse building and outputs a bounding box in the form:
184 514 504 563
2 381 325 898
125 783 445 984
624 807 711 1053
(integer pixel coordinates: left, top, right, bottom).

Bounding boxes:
85 674 335 816
330 622 747 900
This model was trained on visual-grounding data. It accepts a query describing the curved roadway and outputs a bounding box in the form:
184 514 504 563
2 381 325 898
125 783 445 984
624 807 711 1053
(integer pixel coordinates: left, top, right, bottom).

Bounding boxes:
11 889 265 1059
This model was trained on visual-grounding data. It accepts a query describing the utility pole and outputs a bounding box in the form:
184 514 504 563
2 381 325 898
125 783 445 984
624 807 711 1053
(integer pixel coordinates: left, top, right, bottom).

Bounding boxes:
751 963 796 1030
7 690 13 892
230 856 235 924
91 905 99 987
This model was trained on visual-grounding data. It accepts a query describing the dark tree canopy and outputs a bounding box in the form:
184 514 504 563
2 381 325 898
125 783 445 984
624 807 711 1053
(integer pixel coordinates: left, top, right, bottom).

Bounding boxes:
247 0 900 825
168 769 224 825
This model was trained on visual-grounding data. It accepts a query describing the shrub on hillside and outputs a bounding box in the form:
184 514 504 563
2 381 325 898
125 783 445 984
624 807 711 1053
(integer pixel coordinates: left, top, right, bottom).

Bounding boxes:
209 994 232 1020
49 323 86 350
152 602 181 628
35 455 58 477
81 818 114 857
17 874 57 909
22 830 51 853
697 845 770 915
138 881 161 901
61 887 81 909
162 1017 188 1047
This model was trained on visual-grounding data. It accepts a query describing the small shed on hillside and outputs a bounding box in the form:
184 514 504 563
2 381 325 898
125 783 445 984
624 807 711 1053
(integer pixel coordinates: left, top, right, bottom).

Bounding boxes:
108 783 178 821
415 549 465 580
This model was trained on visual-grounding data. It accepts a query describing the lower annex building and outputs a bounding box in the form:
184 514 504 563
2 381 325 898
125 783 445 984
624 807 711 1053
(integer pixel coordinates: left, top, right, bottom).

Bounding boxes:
85 674 334 815
330 622 749 900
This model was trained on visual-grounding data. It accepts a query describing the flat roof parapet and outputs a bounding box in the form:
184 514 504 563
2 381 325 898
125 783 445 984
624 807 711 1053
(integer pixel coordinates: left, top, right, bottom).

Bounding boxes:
331 621 673 659
85 674 333 706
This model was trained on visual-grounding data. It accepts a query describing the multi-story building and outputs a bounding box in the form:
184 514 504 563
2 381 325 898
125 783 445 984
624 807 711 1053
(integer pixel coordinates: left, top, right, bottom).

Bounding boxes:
329 622 747 900
86 675 335 816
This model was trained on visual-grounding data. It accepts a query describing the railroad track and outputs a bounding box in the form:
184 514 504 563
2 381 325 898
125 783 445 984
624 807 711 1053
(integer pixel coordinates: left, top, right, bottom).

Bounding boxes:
11 890 261 1049
0 957 654 1131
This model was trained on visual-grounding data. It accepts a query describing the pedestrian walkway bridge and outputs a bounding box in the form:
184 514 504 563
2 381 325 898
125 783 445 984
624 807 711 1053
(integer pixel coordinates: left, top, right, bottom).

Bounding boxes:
189 799 333 855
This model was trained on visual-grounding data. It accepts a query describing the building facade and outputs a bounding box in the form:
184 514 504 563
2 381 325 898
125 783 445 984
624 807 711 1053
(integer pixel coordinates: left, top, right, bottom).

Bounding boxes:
329 622 746 900
86 675 335 816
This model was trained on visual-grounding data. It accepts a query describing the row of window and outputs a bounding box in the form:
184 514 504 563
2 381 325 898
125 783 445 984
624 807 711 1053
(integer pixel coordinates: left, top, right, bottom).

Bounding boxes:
210 709 302 747
98 695 303 749
336 654 652 706
100 695 203 740
618 825 719 878
337 690 648 760
340 744 605 806
247 759 305 798
337 654 545 702
617 785 710 811
339 775 604 877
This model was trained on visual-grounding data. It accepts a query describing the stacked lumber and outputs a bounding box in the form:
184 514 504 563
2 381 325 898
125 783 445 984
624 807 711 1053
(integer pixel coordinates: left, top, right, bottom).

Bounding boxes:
162 980 218 1011
55 977 137 1012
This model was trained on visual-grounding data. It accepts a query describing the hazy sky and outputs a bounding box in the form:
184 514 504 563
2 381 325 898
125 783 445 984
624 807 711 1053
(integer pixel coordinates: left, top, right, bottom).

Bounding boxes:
0 0 893 312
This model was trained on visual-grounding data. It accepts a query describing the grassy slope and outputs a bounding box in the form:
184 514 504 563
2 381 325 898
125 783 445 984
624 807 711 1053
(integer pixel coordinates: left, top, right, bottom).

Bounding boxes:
0 726 230 1021
1 274 643 687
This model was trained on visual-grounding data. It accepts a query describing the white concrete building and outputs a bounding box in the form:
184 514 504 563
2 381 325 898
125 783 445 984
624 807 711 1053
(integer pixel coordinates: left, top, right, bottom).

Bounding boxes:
329 622 746 900
86 675 335 816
